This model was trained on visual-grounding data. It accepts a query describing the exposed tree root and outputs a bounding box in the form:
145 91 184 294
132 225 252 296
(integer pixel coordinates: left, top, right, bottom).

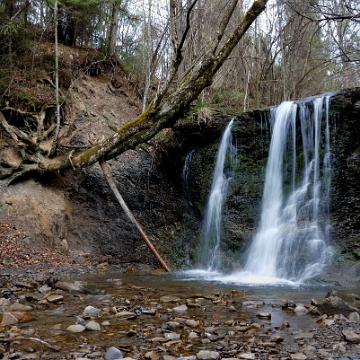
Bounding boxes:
7 164 39 185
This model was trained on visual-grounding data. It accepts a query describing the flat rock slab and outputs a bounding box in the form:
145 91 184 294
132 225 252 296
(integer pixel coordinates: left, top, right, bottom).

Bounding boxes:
239 354 255 359
56 281 89 292
197 350 219 360
115 311 137 319
46 294 64 303
290 354 307 360
1 312 18 327
160 295 181 303
295 332 315 340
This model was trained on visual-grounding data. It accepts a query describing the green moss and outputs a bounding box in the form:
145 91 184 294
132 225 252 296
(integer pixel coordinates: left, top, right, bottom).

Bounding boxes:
43 53 65 66
15 90 39 105
352 248 360 260
43 53 55 62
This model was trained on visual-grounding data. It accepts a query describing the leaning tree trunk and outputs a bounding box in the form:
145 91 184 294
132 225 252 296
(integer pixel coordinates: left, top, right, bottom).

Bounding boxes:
72 0 269 168
100 159 171 272
0 0 268 183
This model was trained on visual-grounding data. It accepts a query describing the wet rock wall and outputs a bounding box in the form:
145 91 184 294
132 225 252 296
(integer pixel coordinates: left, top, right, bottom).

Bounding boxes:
177 88 360 277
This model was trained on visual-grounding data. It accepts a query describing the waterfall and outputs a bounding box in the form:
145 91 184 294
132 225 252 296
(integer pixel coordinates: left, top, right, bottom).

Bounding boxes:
244 96 333 282
187 94 333 285
198 119 235 271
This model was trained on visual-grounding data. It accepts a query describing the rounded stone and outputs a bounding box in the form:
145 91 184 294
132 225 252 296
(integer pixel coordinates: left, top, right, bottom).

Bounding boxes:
67 324 85 332
83 305 101 317
85 320 101 331
105 346 124 360
348 311 360 322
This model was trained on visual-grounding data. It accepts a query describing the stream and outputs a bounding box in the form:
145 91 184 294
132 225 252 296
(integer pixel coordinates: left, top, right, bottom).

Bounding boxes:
2 271 360 359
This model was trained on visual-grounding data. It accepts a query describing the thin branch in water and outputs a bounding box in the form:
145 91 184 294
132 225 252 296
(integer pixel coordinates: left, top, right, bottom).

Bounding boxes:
0 337 60 352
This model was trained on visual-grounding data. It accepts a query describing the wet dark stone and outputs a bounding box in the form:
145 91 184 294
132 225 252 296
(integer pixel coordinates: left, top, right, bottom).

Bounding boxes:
318 296 359 316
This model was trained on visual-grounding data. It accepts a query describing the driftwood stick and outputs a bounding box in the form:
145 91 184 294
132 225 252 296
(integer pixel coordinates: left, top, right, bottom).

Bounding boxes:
99 159 171 272
0 337 60 351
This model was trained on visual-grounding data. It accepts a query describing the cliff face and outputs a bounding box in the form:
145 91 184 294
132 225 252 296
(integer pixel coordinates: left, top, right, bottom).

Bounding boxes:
1 85 360 283
328 89 360 265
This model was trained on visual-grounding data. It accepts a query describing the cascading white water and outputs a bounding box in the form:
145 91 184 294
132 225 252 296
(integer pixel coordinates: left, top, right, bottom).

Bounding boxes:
244 96 333 282
199 119 235 271
187 95 333 284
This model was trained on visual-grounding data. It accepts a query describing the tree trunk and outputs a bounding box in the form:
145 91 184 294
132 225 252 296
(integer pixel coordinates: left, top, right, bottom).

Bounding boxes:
49 0 61 157
107 1 121 56
99 159 171 272
142 0 152 112
1 0 269 183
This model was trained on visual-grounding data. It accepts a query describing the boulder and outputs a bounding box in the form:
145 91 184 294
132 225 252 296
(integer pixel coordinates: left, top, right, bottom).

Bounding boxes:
318 296 359 316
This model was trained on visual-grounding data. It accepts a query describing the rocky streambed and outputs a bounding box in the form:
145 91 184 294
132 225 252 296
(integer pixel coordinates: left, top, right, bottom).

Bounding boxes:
0 268 360 360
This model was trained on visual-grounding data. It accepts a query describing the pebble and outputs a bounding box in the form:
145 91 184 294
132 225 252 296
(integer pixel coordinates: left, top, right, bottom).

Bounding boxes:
0 297 11 306
271 335 284 342
186 319 199 327
160 295 181 303
85 320 101 331
164 332 180 340
2 273 360 360
294 305 308 315
290 353 307 360
46 294 64 303
145 351 160 360
38 284 51 293
115 311 137 319
238 354 255 359
9 303 32 311
55 280 88 292
83 305 101 316
1 312 18 326
348 311 360 322
67 324 85 332
105 346 124 360
188 331 199 339
343 329 360 343
196 350 219 360
142 308 156 315
256 312 271 318
167 321 181 329
242 301 265 308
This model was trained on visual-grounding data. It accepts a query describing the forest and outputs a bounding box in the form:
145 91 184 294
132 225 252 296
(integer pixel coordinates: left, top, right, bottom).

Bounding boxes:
0 0 360 182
